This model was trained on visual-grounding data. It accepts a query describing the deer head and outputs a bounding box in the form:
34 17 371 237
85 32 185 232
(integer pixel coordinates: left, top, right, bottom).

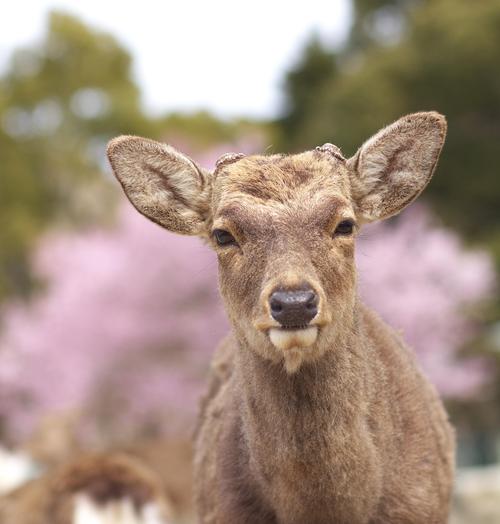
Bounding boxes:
107 112 446 372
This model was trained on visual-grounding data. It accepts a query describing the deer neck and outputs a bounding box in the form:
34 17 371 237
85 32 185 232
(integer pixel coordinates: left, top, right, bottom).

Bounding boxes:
234 313 367 460
230 315 373 520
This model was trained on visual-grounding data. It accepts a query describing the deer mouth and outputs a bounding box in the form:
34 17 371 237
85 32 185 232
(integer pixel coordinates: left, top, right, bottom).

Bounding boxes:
268 325 318 351
278 324 310 330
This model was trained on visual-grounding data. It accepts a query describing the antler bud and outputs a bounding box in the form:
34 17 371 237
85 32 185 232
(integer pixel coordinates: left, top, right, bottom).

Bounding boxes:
315 143 345 162
215 152 246 169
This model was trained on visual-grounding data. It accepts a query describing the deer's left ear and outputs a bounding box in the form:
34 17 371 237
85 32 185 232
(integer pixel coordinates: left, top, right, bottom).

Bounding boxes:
347 112 447 223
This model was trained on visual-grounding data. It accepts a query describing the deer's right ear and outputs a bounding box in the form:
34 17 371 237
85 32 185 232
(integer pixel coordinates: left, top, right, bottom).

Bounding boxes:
107 136 210 235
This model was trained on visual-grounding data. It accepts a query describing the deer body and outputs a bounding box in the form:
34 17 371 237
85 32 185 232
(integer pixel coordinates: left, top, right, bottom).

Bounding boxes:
195 305 453 524
108 112 455 523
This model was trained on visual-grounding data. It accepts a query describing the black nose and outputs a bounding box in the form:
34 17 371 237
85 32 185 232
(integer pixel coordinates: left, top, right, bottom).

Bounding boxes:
269 287 318 328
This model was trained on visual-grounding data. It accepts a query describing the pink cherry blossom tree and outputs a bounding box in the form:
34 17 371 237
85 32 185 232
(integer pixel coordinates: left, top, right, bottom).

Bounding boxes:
0 143 495 443
357 204 495 398
0 204 227 441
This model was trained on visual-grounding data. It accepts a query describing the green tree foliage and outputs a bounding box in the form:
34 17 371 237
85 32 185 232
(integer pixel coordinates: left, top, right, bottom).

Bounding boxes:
0 12 152 300
0 12 266 302
278 36 338 152
277 0 500 250
159 110 266 152
348 0 419 51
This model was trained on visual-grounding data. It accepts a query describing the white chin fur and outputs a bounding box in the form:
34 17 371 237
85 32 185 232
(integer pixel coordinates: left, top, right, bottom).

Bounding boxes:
269 326 318 351
269 327 319 373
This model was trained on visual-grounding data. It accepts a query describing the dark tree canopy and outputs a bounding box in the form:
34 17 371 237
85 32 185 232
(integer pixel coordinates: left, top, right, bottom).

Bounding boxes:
278 36 338 152
0 12 152 300
277 0 500 254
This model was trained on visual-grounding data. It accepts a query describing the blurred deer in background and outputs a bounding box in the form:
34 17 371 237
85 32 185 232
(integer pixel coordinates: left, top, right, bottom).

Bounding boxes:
0 415 193 523
0 452 173 524
108 112 455 524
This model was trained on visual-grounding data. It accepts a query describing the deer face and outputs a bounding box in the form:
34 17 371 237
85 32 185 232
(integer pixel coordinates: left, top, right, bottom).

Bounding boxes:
108 112 446 372
209 151 357 371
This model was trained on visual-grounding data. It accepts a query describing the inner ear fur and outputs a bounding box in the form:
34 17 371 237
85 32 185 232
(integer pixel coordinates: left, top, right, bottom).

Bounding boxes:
107 136 210 235
347 111 447 223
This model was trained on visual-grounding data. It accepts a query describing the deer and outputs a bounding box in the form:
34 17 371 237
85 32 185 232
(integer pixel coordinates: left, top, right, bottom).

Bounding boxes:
107 111 455 524
0 414 193 523
0 451 173 524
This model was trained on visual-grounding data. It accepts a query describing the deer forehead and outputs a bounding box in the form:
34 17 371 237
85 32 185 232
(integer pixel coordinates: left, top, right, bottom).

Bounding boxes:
212 150 352 215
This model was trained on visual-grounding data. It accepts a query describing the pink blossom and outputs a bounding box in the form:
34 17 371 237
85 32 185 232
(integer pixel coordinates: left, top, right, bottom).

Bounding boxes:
0 206 227 439
0 155 495 442
357 204 495 398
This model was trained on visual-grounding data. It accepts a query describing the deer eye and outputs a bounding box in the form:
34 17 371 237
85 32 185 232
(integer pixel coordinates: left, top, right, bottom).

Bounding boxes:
213 229 237 246
334 219 355 236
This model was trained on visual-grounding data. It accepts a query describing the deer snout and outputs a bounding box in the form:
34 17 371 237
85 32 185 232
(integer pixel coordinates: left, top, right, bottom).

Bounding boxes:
269 288 318 328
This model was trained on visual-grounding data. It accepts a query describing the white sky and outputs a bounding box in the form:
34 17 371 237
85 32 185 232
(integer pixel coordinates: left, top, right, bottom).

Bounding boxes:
0 1 351 119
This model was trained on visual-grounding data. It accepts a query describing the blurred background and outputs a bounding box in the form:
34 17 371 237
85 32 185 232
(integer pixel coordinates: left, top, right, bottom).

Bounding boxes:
0 0 499 521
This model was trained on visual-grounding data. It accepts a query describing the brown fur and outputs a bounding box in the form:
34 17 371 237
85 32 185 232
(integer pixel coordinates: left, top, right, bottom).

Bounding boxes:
120 438 195 519
0 452 172 523
107 112 455 523
18 413 194 521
